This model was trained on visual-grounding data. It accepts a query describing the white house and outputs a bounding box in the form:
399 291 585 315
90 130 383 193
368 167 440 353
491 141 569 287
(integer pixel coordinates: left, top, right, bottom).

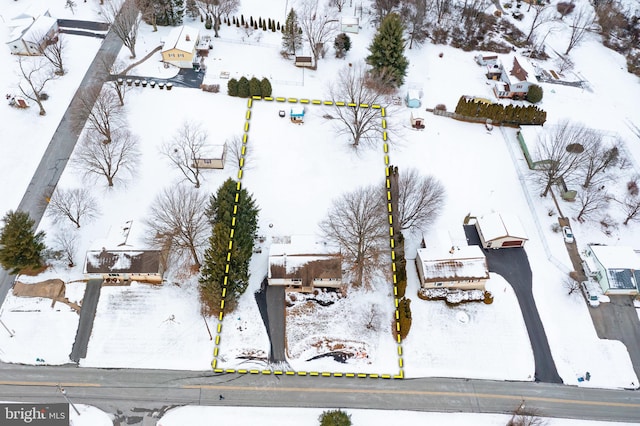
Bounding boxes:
415 245 489 290
6 11 59 56
582 245 640 295
475 212 528 249
161 25 200 68
493 56 539 100
194 143 227 169
268 235 342 292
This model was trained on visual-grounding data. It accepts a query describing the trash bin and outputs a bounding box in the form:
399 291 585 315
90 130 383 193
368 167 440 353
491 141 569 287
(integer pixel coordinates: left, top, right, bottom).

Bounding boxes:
117 78 123 86
158 82 165 89
150 81 156 88
141 80 148 87
134 80 141 87
166 83 173 91
126 78 133 86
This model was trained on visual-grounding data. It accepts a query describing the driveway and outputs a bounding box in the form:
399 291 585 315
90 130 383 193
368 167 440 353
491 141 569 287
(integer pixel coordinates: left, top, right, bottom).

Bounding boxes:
560 217 640 381
464 225 562 383
69 279 103 363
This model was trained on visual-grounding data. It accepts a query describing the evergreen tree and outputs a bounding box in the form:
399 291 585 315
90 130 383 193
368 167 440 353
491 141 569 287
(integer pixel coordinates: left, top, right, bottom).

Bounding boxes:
199 179 259 315
333 33 351 58
282 8 303 55
319 409 352 426
526 84 543 103
0 210 46 274
277 21 281 31
397 297 412 340
205 14 213 30
366 13 409 87
237 77 250 98
227 78 238 96
249 77 261 97
260 77 272 97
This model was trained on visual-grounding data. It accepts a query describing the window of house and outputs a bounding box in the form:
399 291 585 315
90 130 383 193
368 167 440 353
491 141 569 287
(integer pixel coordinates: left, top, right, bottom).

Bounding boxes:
435 282 443 287
204 159 211 164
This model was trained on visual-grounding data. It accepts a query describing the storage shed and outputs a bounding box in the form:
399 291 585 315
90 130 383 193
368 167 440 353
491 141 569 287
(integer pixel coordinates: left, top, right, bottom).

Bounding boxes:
475 212 528 249
290 107 305 123
340 16 359 33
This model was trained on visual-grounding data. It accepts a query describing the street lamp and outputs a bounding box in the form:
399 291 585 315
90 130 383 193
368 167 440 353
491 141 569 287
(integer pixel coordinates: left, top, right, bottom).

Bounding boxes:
57 384 80 416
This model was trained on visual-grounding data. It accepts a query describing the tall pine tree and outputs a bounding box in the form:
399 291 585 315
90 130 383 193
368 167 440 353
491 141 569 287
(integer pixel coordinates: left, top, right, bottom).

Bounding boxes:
282 8 302 55
0 210 46 274
366 13 408 87
199 179 259 315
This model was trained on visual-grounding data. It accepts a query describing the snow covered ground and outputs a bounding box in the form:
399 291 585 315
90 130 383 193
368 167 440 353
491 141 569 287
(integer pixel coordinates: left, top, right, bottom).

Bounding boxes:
1 0 640 416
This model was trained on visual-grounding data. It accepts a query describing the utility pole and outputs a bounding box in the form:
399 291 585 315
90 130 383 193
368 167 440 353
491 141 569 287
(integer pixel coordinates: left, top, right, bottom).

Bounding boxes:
57 384 81 416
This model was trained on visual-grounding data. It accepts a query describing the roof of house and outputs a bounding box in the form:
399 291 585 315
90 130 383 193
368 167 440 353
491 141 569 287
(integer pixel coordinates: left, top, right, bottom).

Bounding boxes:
590 245 640 270
7 15 57 44
162 25 199 53
416 245 489 281
510 56 538 83
290 107 305 116
268 235 341 284
476 212 528 242
84 250 162 274
341 16 359 25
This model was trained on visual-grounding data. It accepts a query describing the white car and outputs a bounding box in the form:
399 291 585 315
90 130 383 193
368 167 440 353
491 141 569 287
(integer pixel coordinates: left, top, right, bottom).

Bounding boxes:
562 226 574 243
581 281 600 308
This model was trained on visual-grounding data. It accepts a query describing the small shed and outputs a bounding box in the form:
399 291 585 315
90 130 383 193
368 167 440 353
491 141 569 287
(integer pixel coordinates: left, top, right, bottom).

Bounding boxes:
340 16 359 33
290 107 305 123
405 89 421 108
410 112 425 129
475 212 528 249
193 143 227 169
294 56 314 68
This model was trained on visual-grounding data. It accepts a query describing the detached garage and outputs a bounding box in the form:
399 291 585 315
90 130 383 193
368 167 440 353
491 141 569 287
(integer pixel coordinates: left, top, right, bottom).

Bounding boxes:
475 212 528 249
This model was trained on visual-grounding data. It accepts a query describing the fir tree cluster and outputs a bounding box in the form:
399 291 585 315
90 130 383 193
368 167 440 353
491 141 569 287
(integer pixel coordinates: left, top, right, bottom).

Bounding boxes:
227 14 281 32
0 211 46 274
138 0 184 26
227 77 272 98
454 96 547 125
199 179 259 315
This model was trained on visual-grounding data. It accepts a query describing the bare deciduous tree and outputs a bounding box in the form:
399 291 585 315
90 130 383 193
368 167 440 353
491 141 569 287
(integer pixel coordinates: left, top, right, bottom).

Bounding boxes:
17 57 57 116
225 135 250 172
145 185 209 268
320 185 387 288
46 188 100 228
434 0 452 24
327 63 389 148
103 0 141 59
401 0 429 49
564 4 596 54
533 121 589 197
298 0 337 64
77 85 125 144
525 3 552 43
507 403 547 426
209 0 240 38
396 168 446 232
330 0 347 12
37 34 66 76
101 52 128 105
373 0 402 24
579 136 619 188
622 195 640 225
53 230 79 267
575 185 610 223
555 54 574 75
72 128 140 187
161 121 209 188
563 277 581 295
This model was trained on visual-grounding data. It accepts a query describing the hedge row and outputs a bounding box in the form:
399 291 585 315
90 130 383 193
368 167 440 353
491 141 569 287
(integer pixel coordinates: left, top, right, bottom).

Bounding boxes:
228 77 272 98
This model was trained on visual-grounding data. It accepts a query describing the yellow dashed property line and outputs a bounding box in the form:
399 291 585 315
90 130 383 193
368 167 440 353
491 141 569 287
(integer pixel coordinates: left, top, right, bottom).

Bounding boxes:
209 95 403 379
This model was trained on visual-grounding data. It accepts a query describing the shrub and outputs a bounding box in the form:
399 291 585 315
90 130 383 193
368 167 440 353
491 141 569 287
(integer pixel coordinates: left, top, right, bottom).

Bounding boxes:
628 179 639 196
397 297 412 340
205 15 212 30
227 78 238 96
249 77 261 97
526 84 543 103
260 77 272 97
435 103 447 111
237 77 250 98
334 33 351 58
319 409 352 426
483 291 494 304
557 1 576 18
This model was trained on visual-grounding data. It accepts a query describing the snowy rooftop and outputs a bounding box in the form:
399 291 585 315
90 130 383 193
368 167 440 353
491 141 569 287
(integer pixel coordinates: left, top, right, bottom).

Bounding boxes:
476 212 528 241
590 245 640 270
510 55 538 83
162 25 199 53
84 249 162 274
7 15 56 44
416 245 489 281
268 235 341 282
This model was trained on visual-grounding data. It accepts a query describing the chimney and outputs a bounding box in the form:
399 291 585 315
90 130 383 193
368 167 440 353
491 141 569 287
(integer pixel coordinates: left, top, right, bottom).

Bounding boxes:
185 34 191 42
449 246 456 255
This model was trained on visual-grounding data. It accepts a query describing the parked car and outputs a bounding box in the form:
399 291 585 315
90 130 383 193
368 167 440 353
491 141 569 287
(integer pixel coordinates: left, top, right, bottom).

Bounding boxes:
562 226 574 243
581 281 600 308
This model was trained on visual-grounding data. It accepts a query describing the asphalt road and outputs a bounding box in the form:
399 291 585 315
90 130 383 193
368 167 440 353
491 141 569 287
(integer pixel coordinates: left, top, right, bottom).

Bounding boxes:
464 225 562 384
0 365 639 423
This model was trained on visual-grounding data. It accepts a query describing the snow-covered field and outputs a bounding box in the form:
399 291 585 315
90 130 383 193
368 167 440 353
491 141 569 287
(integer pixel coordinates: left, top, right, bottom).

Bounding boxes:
1 0 640 411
